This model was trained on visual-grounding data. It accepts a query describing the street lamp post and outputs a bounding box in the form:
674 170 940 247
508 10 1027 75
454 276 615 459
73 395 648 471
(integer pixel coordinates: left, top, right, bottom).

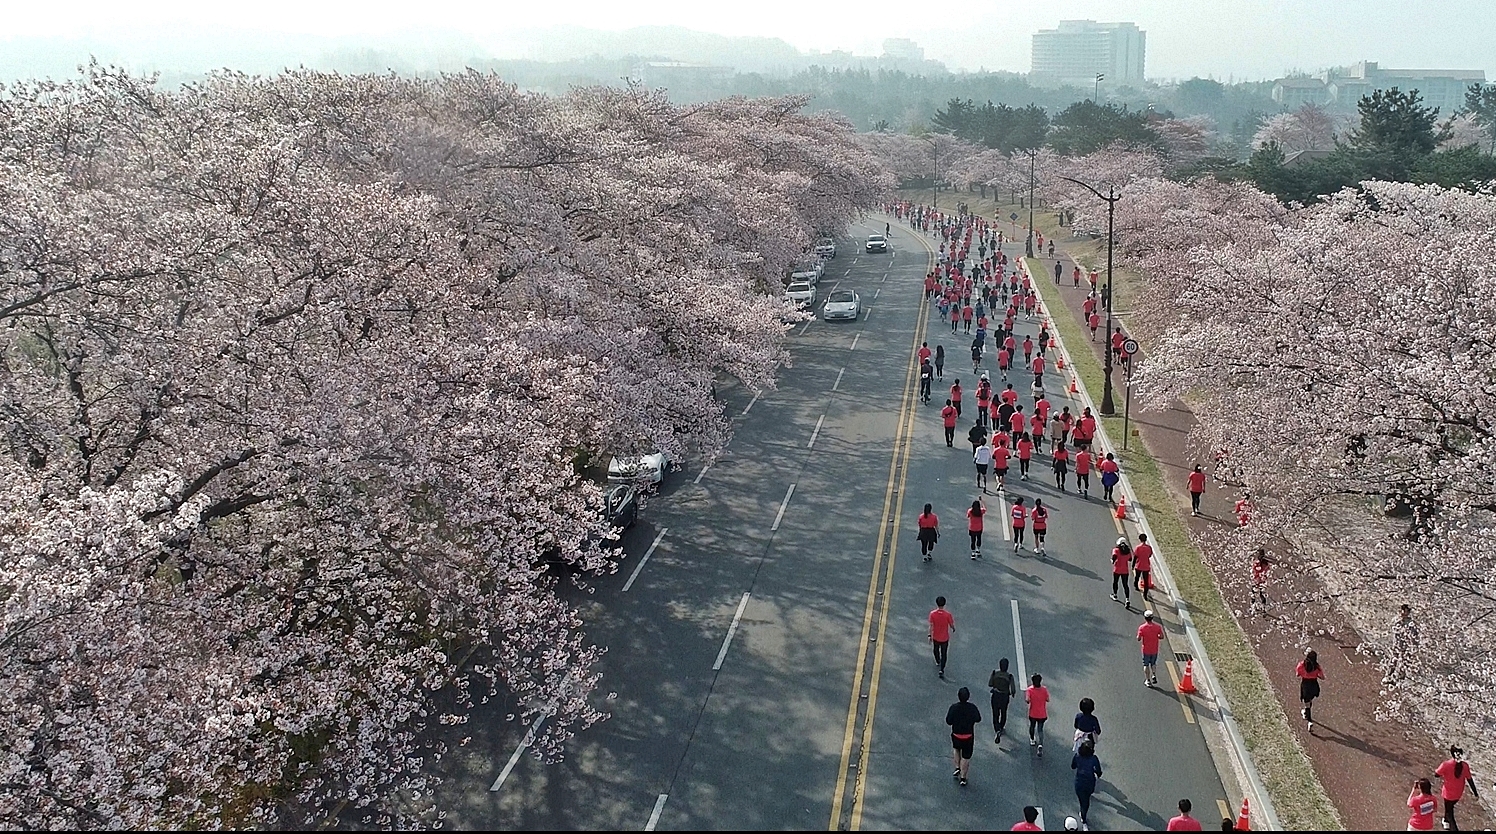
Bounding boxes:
1058 175 1120 416
1094 73 1105 103
1024 148 1036 258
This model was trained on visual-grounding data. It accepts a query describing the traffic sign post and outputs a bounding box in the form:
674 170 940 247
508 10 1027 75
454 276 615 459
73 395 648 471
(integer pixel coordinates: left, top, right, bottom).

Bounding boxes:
1121 340 1138 449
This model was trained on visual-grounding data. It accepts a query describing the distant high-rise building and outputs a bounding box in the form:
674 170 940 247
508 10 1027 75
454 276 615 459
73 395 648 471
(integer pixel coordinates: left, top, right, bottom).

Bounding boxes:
1030 20 1145 88
882 38 925 62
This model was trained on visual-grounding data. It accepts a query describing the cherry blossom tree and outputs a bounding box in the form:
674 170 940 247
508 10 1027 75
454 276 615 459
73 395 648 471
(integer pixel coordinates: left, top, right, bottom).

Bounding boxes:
1123 177 1496 769
1252 102 1345 153
0 65 885 828
1439 112 1489 151
1154 115 1217 169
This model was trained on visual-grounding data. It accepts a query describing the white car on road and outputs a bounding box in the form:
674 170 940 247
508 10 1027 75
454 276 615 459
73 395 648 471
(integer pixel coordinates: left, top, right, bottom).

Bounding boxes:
865 234 888 253
789 259 823 286
814 238 837 259
785 281 815 308
822 289 861 321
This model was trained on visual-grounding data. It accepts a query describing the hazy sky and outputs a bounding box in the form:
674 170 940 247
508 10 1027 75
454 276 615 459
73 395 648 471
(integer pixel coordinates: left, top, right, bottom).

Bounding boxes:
8 0 1495 80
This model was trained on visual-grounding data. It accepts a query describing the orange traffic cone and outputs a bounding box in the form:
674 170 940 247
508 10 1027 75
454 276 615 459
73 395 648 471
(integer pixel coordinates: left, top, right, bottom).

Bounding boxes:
1236 797 1250 831
1069 376 1079 394
1115 496 1127 520
1179 659 1198 694
1057 355 1066 370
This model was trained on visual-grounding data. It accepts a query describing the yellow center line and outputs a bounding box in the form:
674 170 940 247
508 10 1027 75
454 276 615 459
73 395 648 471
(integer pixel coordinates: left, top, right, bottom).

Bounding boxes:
828 224 933 831
1217 799 1233 821
1165 660 1198 724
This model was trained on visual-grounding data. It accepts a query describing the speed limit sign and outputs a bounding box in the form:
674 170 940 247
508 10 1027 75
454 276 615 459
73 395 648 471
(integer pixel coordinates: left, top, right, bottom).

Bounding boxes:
1122 338 1139 355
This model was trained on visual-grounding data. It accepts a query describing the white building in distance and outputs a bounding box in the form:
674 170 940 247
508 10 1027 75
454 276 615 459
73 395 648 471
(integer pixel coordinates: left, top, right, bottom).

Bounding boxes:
1273 62 1487 113
1031 20 1146 88
882 38 925 62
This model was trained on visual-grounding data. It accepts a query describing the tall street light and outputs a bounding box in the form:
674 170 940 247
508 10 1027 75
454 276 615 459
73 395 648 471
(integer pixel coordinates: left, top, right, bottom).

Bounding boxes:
1024 148 1036 258
1058 175 1120 416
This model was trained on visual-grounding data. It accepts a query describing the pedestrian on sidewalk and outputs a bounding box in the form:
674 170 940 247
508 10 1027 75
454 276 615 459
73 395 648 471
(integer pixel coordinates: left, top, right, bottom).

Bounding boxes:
1188 465 1207 516
1026 673 1050 756
946 686 982 787
1011 496 1028 553
1296 648 1325 733
1133 534 1154 602
1110 538 1134 609
1017 432 1034 480
1032 499 1049 556
1138 609 1164 687
918 504 940 562
929 597 954 679
1167 799 1204 831
942 400 959 447
1099 453 1121 502
1089 311 1101 340
1435 746 1479 830
1075 446 1093 497
1071 739 1102 830
974 442 993 493
1409 779 1438 832
1054 260 1063 284
1251 548 1272 607
990 658 1018 744
967 498 987 559
935 344 946 380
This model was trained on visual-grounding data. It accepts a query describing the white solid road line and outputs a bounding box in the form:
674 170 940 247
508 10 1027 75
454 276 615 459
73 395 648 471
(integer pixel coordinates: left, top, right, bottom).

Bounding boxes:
1036 807 1045 829
832 367 845 391
645 794 669 831
770 483 796 531
713 592 752 671
1011 599 1028 688
808 414 825 448
622 528 669 592
850 333 861 351
490 709 548 791
742 391 761 415
999 495 1011 540
693 464 710 485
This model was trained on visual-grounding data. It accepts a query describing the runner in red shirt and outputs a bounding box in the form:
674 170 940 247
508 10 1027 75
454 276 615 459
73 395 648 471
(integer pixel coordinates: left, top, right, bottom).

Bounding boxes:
1025 673 1049 755
1029 412 1046 453
918 503 940 561
1137 609 1165 687
1187 465 1207 516
1022 335 1034 366
1034 394 1051 425
997 346 1011 380
1295 648 1325 732
1083 295 1095 318
1408 780 1438 831
1088 311 1101 339
1017 433 1034 480
1435 746 1480 830
992 442 1011 493
987 395 1001 431
1074 447 1093 497
1030 498 1049 556
929 596 955 679
1166 799 1204 831
950 380 963 418
1110 538 1133 609
941 400 959 447
966 498 987 560
1000 383 1019 406
1011 807 1043 831
1129 535 1153 603
975 383 992 428
1010 496 1027 552
1031 354 1045 384
1003 333 1017 357
918 342 931 366
1251 547 1271 606
1110 327 1126 359
962 304 974 334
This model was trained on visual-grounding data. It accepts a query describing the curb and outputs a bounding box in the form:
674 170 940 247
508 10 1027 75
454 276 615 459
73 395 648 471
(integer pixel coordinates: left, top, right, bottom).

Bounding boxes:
1022 257 1283 831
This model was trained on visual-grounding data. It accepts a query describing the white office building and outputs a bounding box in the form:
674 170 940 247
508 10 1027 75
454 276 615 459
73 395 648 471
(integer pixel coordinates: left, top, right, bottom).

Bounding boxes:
1031 20 1146 88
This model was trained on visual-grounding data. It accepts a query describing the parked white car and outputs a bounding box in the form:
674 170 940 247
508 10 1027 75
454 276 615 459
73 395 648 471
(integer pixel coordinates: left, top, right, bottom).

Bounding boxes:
789 258 823 285
814 238 837 259
785 281 815 307
607 452 671 485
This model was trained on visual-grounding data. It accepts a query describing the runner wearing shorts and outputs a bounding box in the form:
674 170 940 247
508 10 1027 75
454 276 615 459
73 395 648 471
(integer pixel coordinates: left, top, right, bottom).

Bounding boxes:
1011 496 1027 553
1031 499 1049 556
1137 610 1164 687
946 686 982 786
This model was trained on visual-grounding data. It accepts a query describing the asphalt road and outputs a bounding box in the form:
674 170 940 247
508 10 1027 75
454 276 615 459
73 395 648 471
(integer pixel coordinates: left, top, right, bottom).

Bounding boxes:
437 217 1230 831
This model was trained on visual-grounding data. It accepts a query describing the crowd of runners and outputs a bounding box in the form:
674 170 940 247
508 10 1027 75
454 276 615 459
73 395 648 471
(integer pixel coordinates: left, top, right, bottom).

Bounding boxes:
889 201 1220 831
884 201 1489 832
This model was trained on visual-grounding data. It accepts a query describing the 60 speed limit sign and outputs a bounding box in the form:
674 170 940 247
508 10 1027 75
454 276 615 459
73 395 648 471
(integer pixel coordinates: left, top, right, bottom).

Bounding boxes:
1122 338 1139 355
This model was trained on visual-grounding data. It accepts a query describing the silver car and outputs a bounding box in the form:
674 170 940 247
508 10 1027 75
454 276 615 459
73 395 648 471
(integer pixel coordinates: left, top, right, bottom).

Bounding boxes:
822 289 861 321
865 234 888 253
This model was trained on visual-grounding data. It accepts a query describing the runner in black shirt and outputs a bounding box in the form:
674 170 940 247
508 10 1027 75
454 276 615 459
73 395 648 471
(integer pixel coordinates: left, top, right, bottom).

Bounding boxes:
946 687 983 786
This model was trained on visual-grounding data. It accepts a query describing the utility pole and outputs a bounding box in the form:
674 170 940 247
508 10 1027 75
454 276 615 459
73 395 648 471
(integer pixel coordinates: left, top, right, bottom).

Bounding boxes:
1094 73 1105 103
1024 148 1036 258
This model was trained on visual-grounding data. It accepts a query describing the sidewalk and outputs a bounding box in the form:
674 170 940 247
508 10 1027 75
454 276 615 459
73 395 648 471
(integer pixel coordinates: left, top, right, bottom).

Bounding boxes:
1036 236 1493 831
